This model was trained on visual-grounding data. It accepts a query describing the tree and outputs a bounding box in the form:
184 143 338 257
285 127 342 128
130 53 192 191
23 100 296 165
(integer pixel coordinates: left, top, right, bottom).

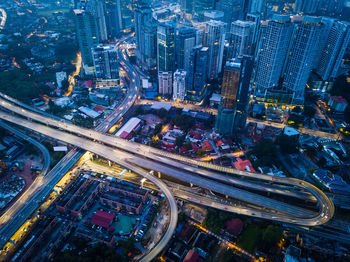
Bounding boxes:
175 135 185 148
184 141 192 150
304 105 316 118
278 135 298 154
262 225 283 248
156 108 169 119
196 149 206 157
249 140 277 167
173 114 194 131
61 79 69 93
292 106 302 114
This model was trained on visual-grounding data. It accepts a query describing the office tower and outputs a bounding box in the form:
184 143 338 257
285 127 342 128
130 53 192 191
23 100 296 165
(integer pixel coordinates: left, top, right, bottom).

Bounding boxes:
216 56 253 135
104 0 122 39
216 0 245 27
120 0 134 29
92 44 119 79
246 13 261 51
254 15 294 101
282 16 322 104
193 0 215 21
186 46 209 102
316 21 350 80
293 0 319 14
74 1 101 72
173 70 187 101
180 0 193 15
205 20 226 79
203 10 224 22
135 2 157 74
318 0 345 16
193 22 206 46
249 0 266 15
158 71 173 95
94 0 108 41
176 27 196 70
228 20 255 59
157 22 176 74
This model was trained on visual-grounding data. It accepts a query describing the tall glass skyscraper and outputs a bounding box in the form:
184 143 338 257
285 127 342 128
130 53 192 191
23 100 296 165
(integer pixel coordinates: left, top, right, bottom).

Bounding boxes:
216 56 253 135
228 20 255 59
176 27 196 70
205 20 226 79
316 21 350 81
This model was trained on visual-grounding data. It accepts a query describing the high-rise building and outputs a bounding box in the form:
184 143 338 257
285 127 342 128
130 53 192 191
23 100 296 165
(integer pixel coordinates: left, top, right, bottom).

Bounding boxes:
158 71 173 96
205 20 226 79
282 16 322 104
193 0 215 21
246 13 261 52
215 0 246 27
249 0 266 16
228 20 255 59
186 46 209 102
173 70 187 101
92 44 119 79
157 22 176 74
316 21 350 80
104 0 122 39
203 10 224 22
94 0 108 41
135 2 157 75
254 15 294 101
216 56 253 135
74 1 101 72
176 26 196 70
120 0 135 29
293 0 319 14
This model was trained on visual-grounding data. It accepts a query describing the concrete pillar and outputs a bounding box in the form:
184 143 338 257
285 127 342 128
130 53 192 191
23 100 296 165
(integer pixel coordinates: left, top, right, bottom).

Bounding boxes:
158 172 161 178
225 195 228 199
108 160 111 167
190 183 193 187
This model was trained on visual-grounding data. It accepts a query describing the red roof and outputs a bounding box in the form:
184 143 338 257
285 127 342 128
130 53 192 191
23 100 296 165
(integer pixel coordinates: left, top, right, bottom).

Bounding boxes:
233 158 256 173
84 80 93 87
183 249 199 262
331 96 348 104
91 211 115 229
119 131 130 139
202 140 213 151
93 104 106 112
226 218 243 236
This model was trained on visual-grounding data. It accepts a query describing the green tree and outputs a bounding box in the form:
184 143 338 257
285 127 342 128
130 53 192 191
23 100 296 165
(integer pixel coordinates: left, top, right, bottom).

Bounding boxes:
304 105 316 118
175 135 185 148
196 148 206 157
262 225 283 248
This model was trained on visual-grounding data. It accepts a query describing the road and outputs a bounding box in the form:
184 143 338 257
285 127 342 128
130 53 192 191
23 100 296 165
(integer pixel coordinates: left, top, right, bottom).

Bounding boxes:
0 120 50 226
0 94 334 224
0 111 177 262
0 37 178 262
0 111 333 227
0 8 6 30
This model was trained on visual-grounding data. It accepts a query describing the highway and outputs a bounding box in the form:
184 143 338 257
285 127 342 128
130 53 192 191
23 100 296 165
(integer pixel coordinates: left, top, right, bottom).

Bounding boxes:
0 37 178 262
0 120 50 225
0 111 333 227
0 111 177 262
0 8 6 30
0 95 335 224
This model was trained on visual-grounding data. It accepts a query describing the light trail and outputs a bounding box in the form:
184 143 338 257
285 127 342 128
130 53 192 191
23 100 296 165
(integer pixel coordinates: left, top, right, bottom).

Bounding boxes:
64 52 82 96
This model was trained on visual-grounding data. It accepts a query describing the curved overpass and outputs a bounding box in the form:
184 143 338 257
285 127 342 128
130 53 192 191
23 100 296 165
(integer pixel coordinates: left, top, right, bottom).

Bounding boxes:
0 110 333 226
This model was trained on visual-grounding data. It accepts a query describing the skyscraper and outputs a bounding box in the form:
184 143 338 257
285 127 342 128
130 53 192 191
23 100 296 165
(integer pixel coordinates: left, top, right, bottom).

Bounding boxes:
135 2 157 75
282 16 322 104
293 0 319 14
216 56 253 135
176 26 196 70
228 20 255 59
157 22 176 73
316 21 350 80
186 46 209 102
173 70 187 101
215 0 246 27
249 0 266 16
193 0 215 21
94 0 108 42
104 0 122 40
254 15 294 101
158 71 173 96
74 1 101 73
92 44 119 79
246 13 261 52
205 20 226 79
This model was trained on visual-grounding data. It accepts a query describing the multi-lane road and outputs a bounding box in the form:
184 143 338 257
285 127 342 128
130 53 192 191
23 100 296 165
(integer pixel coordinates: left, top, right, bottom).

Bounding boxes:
0 109 333 227
0 9 6 31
